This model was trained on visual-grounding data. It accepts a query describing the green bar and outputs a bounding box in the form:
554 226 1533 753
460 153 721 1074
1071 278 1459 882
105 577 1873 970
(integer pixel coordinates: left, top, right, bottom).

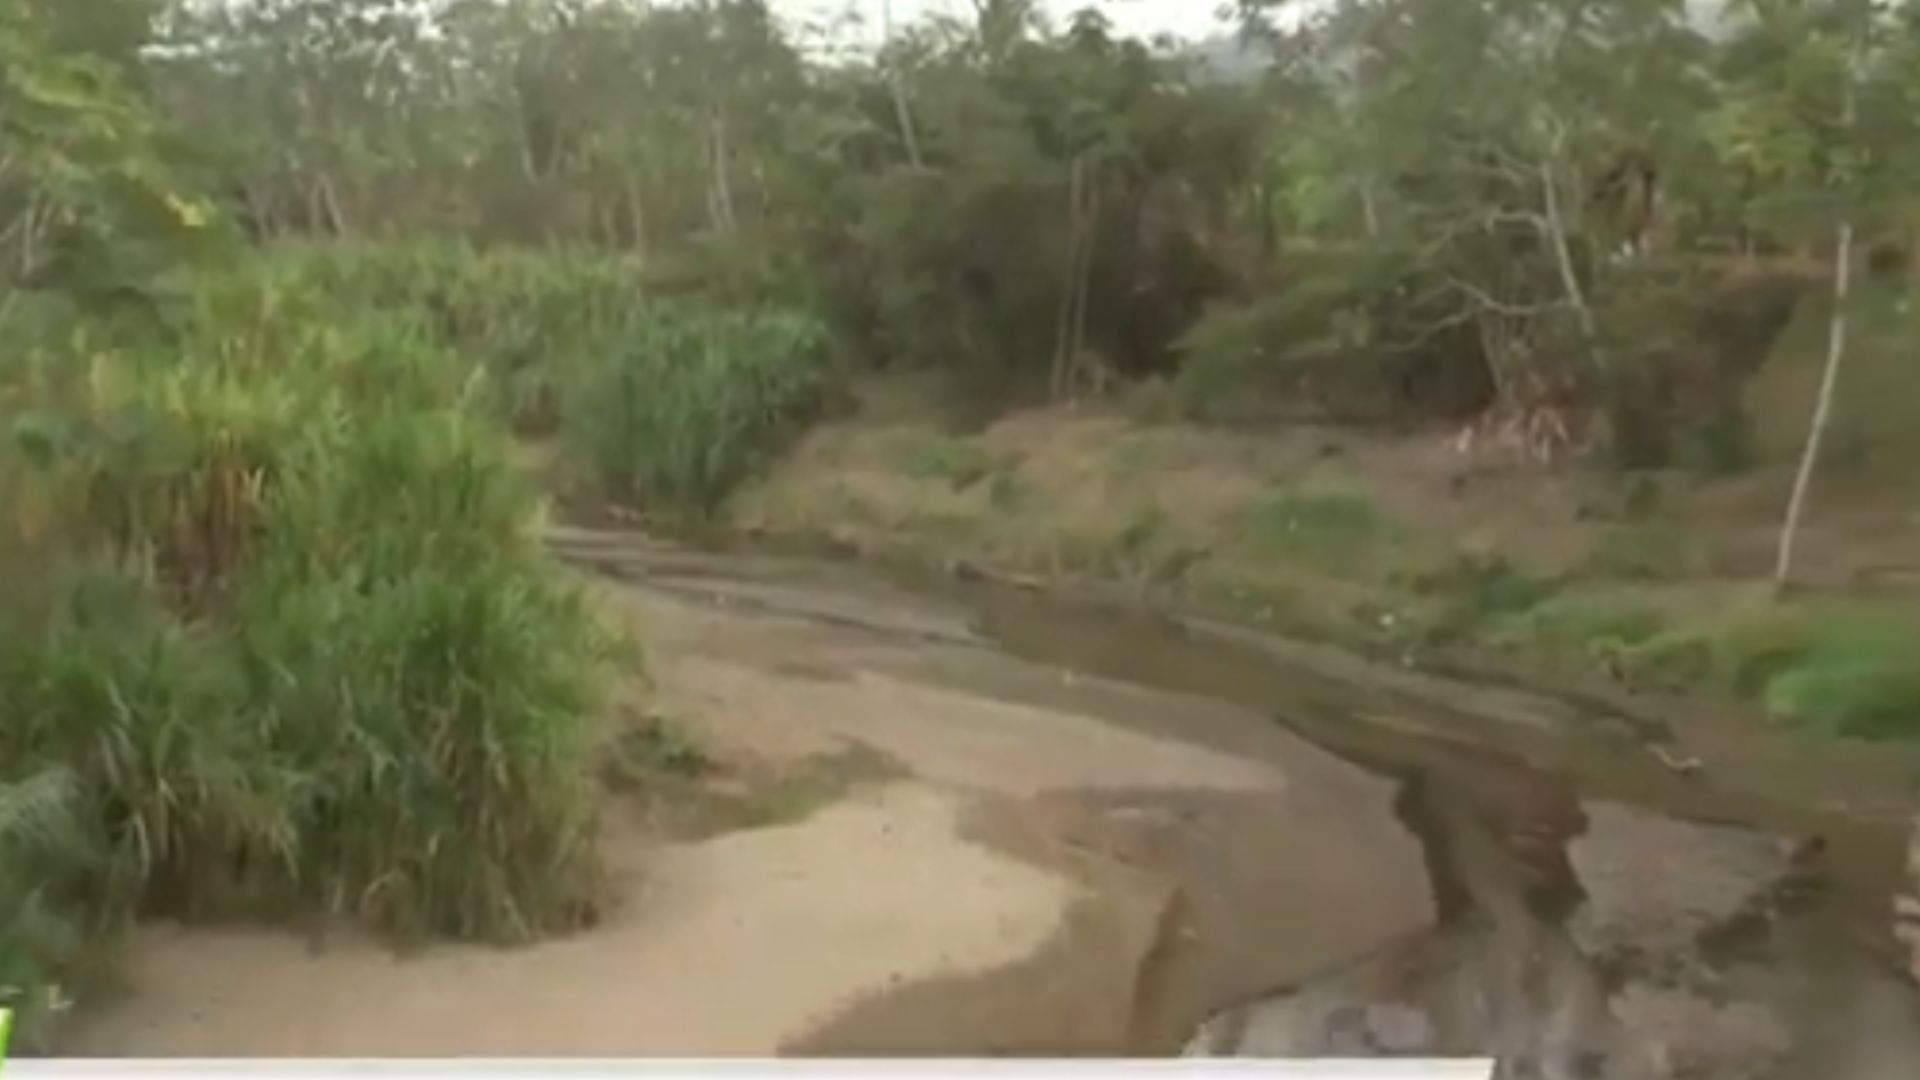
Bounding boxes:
0 1005 11 1074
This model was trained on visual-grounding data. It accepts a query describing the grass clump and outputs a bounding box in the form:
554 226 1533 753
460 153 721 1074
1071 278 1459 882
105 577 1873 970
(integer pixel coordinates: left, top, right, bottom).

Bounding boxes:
564 303 831 519
898 434 1002 489
1492 591 1667 658
0 278 609 1042
1627 596 1920 737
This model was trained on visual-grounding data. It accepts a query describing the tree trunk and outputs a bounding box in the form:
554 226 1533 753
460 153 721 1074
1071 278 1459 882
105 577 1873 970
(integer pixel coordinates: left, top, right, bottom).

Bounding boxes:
1050 160 1081 401
890 76 925 170
1070 191 1099 395
1773 218 1853 593
882 0 925 169
1359 178 1381 239
318 175 349 236
1540 158 1602 372
707 111 737 237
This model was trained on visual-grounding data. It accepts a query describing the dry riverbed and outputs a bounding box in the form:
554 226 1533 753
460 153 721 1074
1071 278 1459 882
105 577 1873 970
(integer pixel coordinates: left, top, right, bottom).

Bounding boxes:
64 529 1920 1074
64 529 1434 1056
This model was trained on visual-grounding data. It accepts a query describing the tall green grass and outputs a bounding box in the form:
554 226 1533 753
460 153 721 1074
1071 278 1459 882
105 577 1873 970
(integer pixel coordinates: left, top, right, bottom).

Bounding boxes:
256 242 835 519
0 278 609 1044
261 241 649 434
564 304 830 518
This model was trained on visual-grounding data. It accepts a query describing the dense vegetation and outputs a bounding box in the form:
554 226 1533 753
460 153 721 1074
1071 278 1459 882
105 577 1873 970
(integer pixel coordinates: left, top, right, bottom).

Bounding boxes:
5 0 1920 1047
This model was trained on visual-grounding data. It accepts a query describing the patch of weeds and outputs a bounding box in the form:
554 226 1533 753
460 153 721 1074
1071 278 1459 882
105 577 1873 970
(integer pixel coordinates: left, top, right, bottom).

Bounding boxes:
1241 485 1393 576
900 435 1000 490
1625 598 1920 738
1626 597 1812 695
1761 609 1920 738
1622 628 1716 686
1494 592 1667 659
1766 656 1920 738
1115 504 1169 563
1586 524 1699 581
1403 550 1560 649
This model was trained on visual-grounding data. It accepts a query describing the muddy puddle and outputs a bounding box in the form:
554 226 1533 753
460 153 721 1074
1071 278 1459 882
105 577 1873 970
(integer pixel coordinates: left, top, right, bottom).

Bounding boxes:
65 529 1920 1075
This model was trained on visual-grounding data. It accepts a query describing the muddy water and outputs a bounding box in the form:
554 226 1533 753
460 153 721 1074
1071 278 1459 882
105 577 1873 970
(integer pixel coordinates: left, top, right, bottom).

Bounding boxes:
561 532 1920 1076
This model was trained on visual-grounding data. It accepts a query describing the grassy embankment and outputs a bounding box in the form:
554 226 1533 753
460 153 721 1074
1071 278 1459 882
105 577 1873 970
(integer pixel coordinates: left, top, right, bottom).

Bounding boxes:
731 289 1920 744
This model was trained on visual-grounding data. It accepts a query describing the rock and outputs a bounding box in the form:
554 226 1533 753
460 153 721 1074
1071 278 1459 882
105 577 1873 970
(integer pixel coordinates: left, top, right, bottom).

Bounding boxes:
1567 802 1803 967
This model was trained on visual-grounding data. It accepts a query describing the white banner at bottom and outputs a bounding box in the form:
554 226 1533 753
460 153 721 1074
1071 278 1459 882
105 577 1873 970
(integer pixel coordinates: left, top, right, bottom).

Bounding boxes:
3 1061 1497 1080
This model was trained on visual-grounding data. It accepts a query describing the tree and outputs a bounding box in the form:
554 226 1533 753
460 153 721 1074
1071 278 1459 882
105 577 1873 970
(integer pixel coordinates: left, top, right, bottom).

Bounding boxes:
1 0 213 300
1760 0 1919 589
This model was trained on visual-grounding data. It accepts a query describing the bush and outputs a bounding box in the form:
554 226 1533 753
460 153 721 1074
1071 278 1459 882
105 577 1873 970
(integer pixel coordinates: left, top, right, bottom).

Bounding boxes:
0 279 609 1041
564 303 830 518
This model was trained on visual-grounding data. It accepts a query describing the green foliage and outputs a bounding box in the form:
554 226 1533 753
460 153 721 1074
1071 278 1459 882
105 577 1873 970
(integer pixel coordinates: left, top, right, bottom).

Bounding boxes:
899 435 1003 489
256 242 653 433
0 1 223 300
1492 592 1668 657
1626 596 1920 737
0 276 610 1039
0 768 96 1050
1765 646 1920 738
1172 250 1453 423
563 302 831 518
1402 549 1561 645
